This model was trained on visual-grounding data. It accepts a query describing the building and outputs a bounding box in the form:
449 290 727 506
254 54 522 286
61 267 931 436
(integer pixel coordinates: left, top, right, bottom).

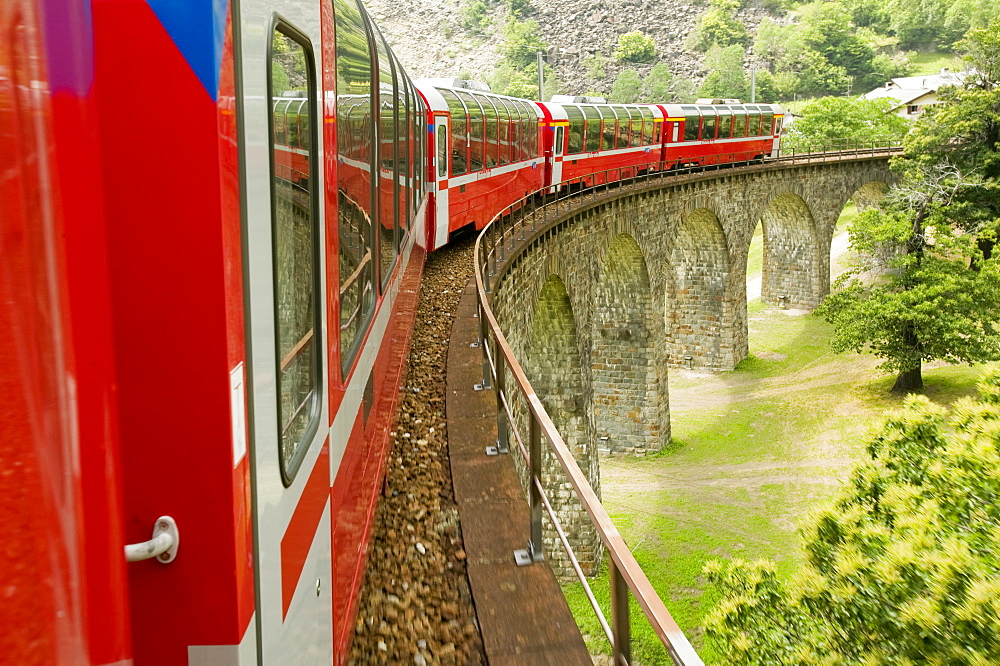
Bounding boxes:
863 68 966 118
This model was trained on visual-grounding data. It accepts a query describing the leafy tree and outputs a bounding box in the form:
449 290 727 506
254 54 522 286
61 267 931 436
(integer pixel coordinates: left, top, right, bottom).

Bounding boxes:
501 18 546 69
460 0 492 34
613 30 656 63
820 163 1000 392
691 0 750 52
488 61 538 97
584 53 606 81
901 20 1000 255
698 43 750 100
706 373 1000 664
610 69 642 103
783 97 910 151
641 61 693 103
506 0 531 18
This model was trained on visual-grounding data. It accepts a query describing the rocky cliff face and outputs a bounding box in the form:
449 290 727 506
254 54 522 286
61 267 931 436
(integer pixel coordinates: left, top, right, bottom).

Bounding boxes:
365 0 774 98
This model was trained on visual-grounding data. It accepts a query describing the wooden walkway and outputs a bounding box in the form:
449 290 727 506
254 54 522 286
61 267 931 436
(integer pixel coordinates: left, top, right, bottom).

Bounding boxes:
446 278 592 665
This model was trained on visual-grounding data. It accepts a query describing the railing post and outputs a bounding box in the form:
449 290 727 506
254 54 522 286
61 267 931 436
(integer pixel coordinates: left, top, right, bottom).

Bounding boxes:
494 356 508 454
611 560 632 665
529 414 544 560
477 301 492 391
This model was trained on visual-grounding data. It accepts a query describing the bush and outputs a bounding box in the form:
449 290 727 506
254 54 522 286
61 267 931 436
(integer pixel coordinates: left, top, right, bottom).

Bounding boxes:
501 18 547 68
460 0 491 34
613 30 656 63
610 69 642 102
705 371 1000 664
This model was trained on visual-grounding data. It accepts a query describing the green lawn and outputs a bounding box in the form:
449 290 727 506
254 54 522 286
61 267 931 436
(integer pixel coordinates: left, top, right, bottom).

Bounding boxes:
563 304 993 664
908 51 961 75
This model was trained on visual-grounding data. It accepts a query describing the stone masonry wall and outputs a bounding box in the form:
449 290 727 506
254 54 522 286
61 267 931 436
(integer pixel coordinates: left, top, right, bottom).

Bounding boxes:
488 158 895 576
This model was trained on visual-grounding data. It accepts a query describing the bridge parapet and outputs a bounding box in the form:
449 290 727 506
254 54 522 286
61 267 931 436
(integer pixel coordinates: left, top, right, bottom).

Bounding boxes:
473 147 898 665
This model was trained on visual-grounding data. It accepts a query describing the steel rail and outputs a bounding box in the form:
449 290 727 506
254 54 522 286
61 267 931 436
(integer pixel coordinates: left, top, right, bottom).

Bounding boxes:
472 141 901 665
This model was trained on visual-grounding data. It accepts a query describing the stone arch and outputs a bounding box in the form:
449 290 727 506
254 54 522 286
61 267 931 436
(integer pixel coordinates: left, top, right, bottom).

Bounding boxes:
850 181 889 213
665 207 731 369
590 233 662 452
525 274 601 575
757 192 820 309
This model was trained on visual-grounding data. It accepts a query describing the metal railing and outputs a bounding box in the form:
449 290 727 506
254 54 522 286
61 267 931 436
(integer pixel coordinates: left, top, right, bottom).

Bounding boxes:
471 141 900 665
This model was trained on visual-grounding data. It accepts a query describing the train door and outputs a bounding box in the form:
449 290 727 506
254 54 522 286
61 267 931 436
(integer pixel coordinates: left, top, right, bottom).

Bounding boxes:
237 2 334 663
433 114 450 249
550 123 565 187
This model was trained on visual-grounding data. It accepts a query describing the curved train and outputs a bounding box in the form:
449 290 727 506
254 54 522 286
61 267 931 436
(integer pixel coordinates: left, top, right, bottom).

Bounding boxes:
0 0 781 663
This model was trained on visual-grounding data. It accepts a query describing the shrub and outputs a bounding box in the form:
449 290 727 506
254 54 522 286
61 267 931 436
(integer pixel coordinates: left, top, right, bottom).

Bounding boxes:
613 30 656 63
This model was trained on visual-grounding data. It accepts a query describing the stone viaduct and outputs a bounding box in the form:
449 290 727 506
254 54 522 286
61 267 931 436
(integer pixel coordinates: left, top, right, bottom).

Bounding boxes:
484 156 894 575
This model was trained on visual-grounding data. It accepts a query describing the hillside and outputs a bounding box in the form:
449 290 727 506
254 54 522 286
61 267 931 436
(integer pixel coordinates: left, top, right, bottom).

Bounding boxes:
365 0 774 98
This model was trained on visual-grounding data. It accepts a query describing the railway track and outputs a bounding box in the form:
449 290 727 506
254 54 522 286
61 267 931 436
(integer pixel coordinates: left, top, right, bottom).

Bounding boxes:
349 238 486 666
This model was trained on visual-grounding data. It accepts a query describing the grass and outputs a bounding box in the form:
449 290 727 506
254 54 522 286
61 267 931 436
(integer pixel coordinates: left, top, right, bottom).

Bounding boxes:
909 51 961 76
563 206 991 662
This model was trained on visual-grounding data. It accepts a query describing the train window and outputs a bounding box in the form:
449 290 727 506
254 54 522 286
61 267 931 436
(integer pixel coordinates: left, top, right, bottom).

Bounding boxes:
762 111 774 135
496 98 512 166
512 99 524 163
733 109 747 138
583 106 600 152
269 25 320 483
523 103 538 158
335 0 377 377
717 107 732 139
373 29 398 287
439 89 468 176
413 85 423 204
482 96 499 168
394 87 406 244
599 107 616 151
625 107 640 147
273 99 289 145
437 125 447 178
455 91 483 172
701 113 717 140
640 107 655 145
749 112 762 136
684 111 699 141
612 106 629 149
565 106 584 154
773 115 782 134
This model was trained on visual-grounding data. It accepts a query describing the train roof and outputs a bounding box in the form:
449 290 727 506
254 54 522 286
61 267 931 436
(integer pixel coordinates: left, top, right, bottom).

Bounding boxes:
414 80 544 117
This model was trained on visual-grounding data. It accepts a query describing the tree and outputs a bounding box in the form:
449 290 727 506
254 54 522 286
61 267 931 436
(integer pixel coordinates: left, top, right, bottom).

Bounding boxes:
819 164 1000 392
460 0 491 34
610 69 642 103
705 372 1000 664
501 18 546 69
691 0 750 52
698 44 750 100
782 96 910 152
613 30 656 63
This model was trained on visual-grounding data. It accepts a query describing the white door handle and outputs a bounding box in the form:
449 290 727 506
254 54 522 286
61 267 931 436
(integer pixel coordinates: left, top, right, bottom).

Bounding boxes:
124 516 179 564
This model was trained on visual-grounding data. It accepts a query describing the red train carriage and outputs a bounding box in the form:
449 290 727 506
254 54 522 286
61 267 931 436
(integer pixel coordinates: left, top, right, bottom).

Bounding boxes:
537 100 666 186
416 81 546 249
660 103 785 166
2 0 430 662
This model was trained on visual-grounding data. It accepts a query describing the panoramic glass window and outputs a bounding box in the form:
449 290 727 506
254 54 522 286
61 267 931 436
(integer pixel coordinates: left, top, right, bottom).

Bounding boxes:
583 106 601 152
683 108 699 141
373 28 397 285
565 105 584 154
600 107 616 151
269 25 320 483
335 0 376 375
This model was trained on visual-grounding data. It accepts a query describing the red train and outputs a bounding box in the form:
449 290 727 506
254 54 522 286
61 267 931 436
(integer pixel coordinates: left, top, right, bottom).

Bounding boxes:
416 80 783 248
1 0 781 662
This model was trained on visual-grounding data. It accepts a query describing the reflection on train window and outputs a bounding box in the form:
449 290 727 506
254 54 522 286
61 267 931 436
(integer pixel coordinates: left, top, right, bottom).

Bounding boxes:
583 106 601 152
701 112 717 140
565 106 584 154
640 107 654 144
683 108 699 141
269 25 320 484
373 27 397 287
335 0 376 375
733 110 747 138
437 125 447 177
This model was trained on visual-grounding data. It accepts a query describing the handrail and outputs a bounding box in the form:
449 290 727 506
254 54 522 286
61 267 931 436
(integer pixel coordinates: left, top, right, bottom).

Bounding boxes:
471 140 901 665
